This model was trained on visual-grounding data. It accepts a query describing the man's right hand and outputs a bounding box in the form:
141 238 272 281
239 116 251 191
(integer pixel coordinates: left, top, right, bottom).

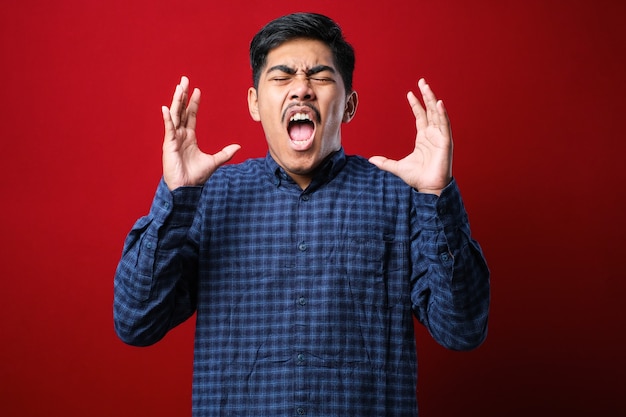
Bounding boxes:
161 76 241 191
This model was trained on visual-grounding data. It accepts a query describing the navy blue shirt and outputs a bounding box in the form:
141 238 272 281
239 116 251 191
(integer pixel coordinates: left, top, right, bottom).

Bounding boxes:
114 149 490 416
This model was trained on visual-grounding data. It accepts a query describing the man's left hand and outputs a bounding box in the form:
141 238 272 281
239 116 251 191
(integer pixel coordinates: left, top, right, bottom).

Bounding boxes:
369 78 453 196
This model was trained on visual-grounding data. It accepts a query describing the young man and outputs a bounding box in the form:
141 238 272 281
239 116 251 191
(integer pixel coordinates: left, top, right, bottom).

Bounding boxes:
114 12 490 416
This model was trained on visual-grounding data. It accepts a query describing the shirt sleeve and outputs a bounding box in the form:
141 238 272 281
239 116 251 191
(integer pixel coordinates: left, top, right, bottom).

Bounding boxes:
113 178 202 346
410 178 490 351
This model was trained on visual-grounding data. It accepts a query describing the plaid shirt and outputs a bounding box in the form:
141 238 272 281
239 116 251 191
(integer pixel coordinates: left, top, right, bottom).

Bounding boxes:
114 148 490 416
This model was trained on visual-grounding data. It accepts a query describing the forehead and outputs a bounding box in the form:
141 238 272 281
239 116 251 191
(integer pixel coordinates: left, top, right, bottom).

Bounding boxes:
264 38 335 70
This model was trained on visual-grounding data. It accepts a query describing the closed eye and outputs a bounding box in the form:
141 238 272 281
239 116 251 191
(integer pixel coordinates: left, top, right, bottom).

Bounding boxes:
310 77 335 84
266 65 337 85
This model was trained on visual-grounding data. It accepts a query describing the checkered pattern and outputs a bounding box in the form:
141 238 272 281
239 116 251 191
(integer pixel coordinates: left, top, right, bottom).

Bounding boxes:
114 149 490 416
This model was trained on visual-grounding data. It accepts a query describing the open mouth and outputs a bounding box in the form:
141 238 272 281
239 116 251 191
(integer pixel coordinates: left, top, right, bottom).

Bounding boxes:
287 112 315 144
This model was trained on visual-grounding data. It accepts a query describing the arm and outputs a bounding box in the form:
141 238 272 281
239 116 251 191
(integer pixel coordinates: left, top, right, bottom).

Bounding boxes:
113 76 240 346
410 181 490 350
371 79 489 349
113 180 202 346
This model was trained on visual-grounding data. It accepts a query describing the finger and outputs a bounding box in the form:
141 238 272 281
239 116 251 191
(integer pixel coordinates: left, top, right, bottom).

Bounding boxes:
185 88 201 131
161 106 176 141
368 155 401 176
179 76 190 128
169 83 184 130
213 144 242 167
418 78 441 128
436 99 452 141
169 76 190 129
179 75 189 90
407 91 427 132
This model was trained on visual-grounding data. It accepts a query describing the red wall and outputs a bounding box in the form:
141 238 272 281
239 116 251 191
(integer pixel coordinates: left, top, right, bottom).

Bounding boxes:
1 1 624 415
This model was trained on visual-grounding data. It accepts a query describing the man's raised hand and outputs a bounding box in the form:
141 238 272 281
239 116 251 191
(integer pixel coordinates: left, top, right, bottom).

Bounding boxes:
369 78 453 196
161 76 240 191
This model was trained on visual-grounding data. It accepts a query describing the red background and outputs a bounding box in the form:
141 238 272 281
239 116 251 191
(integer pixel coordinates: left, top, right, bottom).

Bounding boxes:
1 0 624 415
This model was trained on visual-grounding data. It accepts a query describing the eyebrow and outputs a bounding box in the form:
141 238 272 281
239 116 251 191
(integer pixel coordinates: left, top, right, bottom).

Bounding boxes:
266 64 336 76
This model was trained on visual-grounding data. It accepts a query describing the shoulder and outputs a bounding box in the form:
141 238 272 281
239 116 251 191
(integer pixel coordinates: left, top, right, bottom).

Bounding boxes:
207 158 266 186
214 157 265 176
343 154 407 186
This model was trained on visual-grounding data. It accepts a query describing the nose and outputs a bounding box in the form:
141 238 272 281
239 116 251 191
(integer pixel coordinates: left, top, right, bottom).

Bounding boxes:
290 74 315 101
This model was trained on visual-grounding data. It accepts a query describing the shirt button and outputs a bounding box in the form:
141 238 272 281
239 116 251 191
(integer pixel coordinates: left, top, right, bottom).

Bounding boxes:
297 353 305 362
296 407 306 415
440 252 451 262
301 195 310 201
298 296 307 306
298 242 307 251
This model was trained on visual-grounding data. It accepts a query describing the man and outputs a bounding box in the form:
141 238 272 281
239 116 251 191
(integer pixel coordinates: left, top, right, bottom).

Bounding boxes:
114 12 490 417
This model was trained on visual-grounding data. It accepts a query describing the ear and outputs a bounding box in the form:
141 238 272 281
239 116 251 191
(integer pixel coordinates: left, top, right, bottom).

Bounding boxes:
247 87 261 121
342 91 358 123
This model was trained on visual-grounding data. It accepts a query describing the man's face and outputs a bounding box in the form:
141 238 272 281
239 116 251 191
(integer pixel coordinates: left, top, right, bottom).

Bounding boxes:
248 38 358 188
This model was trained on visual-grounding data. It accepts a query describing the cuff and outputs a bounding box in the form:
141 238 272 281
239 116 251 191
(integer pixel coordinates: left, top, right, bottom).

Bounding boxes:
148 178 203 226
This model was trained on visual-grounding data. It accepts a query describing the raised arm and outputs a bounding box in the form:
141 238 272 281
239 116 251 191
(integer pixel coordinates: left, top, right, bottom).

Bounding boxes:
114 77 240 346
374 79 489 350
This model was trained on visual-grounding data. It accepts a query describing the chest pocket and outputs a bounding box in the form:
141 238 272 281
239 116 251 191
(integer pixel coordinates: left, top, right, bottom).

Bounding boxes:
346 238 408 309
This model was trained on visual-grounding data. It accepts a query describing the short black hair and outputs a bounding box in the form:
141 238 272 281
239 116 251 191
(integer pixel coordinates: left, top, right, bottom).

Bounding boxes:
249 12 355 94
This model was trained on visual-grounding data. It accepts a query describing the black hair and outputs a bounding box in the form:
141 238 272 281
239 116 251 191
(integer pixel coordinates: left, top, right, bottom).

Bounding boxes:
249 12 355 93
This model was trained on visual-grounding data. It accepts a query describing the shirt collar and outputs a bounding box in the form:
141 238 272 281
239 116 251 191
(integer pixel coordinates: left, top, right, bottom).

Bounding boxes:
265 148 347 191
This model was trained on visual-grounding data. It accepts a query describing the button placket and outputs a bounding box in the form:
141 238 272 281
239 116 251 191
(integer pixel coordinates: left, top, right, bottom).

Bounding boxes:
294 190 312 415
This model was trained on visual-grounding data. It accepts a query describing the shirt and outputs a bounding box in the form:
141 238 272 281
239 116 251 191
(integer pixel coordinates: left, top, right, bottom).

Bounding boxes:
114 148 490 417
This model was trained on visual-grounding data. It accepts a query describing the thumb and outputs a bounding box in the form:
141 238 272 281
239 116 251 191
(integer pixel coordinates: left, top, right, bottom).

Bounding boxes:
213 144 242 167
369 156 400 176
